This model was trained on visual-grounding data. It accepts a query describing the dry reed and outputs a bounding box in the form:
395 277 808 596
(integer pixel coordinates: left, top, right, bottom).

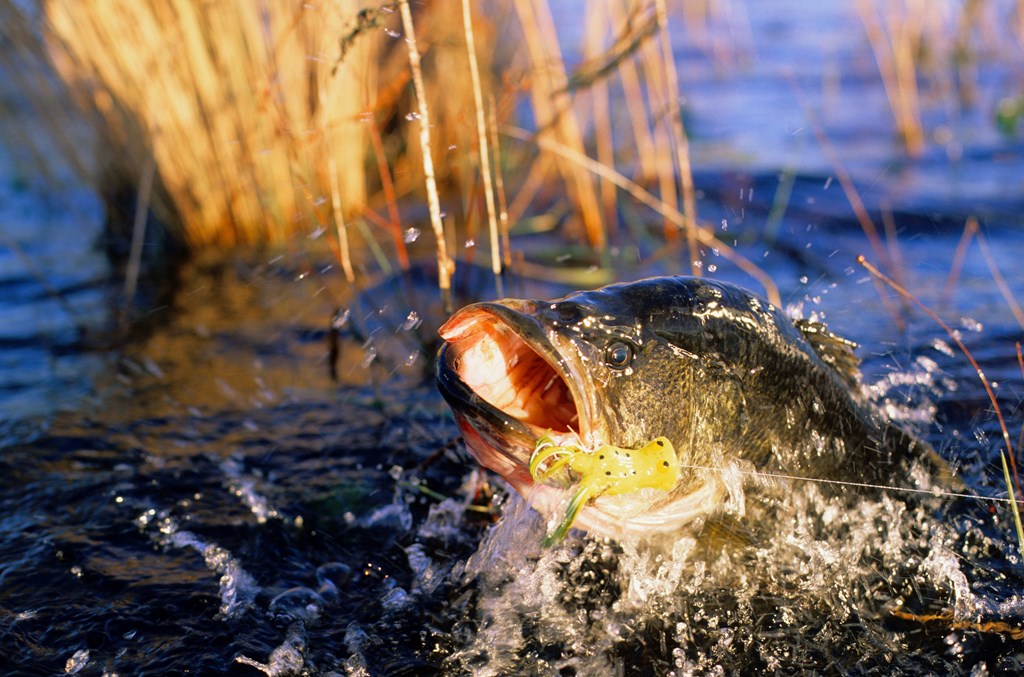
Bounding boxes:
856 0 927 157
0 0 765 290
44 2 377 247
4 0 1020 311
397 0 452 309
461 0 502 288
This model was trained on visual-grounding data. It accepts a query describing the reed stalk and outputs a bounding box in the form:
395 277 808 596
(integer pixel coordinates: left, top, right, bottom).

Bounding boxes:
604 1 659 183
398 0 453 310
121 152 156 325
583 2 619 239
653 0 701 275
1002 451 1024 560
512 0 605 251
856 0 926 157
941 217 979 308
976 230 1024 330
327 153 355 284
40 1 375 248
487 97 513 270
461 0 502 288
366 115 410 272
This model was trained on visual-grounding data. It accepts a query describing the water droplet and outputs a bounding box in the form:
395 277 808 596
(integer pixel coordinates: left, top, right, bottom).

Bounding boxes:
332 308 350 329
799 276 809 284
360 345 377 369
707 264 717 272
400 311 421 331
959 317 983 332
404 111 420 121
403 227 420 243
464 239 475 249
384 28 401 38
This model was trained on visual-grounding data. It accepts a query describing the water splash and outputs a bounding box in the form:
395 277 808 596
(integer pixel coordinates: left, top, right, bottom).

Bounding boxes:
137 511 258 619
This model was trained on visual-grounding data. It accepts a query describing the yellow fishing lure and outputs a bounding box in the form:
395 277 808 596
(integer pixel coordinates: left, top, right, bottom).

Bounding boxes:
529 434 680 543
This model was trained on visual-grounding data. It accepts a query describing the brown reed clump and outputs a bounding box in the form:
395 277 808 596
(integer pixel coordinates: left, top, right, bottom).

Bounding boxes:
2 1 492 257
43 1 381 249
0 0 778 299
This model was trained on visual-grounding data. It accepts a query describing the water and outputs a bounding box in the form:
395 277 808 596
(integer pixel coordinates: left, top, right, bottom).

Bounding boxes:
3 2 1024 675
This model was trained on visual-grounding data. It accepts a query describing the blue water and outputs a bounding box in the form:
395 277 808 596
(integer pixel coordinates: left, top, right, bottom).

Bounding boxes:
3 2 1024 674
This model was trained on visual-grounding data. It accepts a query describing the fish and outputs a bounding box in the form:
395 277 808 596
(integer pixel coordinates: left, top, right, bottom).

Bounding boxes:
436 276 948 540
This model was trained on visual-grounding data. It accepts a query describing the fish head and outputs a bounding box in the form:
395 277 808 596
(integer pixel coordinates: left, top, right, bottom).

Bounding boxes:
437 276 785 537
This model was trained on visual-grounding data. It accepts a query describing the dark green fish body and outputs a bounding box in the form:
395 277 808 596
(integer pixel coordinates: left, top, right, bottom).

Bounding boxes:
437 276 939 537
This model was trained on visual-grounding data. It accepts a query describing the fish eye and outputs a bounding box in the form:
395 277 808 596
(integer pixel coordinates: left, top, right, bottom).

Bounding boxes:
605 341 634 370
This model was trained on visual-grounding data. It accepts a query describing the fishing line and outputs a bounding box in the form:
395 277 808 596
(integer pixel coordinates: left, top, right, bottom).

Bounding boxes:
676 462 1013 504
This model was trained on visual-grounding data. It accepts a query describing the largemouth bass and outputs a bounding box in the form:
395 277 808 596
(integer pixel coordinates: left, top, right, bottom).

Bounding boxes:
436 276 944 539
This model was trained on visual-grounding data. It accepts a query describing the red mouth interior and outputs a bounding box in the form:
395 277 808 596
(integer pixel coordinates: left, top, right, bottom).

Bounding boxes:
442 314 579 433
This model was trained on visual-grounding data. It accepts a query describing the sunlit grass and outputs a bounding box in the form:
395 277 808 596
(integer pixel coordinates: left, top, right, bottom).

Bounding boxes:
0 0 736 290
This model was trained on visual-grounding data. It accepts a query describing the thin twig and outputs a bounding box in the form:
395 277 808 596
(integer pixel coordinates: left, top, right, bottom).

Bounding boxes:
941 216 978 308
487 96 512 269
327 152 356 283
857 255 1020 502
121 150 157 329
976 229 1024 330
366 114 410 271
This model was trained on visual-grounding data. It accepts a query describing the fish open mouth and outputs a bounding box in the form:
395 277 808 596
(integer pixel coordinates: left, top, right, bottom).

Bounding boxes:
436 299 720 538
437 301 584 444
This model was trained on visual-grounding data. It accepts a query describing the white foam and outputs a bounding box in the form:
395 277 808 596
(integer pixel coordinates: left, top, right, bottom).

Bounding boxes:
235 621 307 676
141 511 258 620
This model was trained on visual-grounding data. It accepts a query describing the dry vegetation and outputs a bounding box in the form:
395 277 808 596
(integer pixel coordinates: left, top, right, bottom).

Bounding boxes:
0 0 1022 303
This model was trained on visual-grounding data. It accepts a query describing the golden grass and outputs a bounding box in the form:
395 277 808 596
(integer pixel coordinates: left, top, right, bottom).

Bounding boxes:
0 0 1021 305
3 1 492 257
45 1 377 248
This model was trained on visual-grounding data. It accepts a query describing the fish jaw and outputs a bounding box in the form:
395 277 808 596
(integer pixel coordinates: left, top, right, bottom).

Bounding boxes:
437 300 599 458
437 299 722 538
